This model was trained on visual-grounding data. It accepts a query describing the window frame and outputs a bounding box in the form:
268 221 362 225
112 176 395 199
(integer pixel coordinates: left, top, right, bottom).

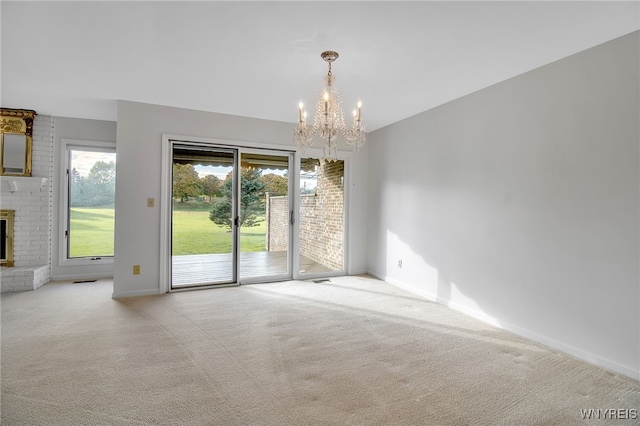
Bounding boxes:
59 139 116 267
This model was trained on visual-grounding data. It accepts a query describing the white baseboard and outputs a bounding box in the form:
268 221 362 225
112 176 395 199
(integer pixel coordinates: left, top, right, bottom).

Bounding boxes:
369 271 640 382
111 288 161 298
52 272 113 282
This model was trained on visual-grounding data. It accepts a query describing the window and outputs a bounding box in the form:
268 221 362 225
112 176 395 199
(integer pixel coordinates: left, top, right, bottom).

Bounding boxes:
64 144 116 260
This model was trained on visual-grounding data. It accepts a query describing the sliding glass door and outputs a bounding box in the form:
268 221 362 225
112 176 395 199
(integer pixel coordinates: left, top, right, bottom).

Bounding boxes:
171 145 238 288
169 142 292 289
298 157 345 275
239 151 292 282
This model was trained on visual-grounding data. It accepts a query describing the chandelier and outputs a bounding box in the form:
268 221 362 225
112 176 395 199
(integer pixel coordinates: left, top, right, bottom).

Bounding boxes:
293 51 366 160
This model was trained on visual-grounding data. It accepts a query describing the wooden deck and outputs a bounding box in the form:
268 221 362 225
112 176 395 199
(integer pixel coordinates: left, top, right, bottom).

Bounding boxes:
172 251 332 287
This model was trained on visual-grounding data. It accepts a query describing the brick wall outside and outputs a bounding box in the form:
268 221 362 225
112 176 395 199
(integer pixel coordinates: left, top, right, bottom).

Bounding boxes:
312 160 344 270
267 159 344 271
265 194 288 251
299 194 323 263
0 115 54 291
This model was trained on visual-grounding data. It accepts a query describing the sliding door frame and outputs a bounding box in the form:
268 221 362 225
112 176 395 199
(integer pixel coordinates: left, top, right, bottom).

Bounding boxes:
237 147 295 285
160 134 316 293
170 143 239 289
295 155 350 281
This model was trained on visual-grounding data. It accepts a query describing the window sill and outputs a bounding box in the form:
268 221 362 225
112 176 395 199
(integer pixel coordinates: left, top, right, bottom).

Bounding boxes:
60 257 114 267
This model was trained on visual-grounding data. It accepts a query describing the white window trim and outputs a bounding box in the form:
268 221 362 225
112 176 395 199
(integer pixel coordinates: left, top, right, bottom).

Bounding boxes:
58 138 116 267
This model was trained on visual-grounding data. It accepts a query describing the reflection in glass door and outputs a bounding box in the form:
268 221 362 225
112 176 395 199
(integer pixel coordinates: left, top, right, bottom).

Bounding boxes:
239 151 292 282
171 145 237 288
299 157 345 275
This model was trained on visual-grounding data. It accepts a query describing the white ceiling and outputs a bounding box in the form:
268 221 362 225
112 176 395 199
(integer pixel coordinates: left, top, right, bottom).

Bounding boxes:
1 1 638 132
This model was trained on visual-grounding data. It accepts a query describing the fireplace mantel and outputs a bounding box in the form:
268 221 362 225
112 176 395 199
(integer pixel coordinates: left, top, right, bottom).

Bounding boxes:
0 176 48 193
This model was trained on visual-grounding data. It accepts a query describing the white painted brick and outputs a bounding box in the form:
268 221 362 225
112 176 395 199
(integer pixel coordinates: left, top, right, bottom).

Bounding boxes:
1 265 49 292
6 201 27 208
1 116 53 290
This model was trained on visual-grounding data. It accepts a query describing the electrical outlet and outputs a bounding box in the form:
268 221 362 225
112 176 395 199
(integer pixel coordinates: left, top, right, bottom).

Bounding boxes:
147 198 154 208
398 259 403 268
133 265 141 275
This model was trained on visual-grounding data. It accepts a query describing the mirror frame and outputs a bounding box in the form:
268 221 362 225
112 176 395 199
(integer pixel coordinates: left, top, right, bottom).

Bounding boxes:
0 108 37 177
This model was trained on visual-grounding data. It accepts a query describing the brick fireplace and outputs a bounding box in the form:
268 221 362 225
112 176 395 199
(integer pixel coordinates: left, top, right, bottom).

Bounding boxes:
0 116 54 292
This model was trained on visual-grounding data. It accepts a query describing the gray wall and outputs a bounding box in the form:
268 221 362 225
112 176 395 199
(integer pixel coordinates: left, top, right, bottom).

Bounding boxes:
366 31 639 379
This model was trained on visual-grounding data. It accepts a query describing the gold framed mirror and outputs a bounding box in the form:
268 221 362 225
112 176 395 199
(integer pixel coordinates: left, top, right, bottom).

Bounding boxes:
1 108 37 176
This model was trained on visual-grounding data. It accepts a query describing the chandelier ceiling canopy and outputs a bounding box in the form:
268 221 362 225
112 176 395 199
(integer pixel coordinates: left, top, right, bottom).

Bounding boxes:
294 51 366 160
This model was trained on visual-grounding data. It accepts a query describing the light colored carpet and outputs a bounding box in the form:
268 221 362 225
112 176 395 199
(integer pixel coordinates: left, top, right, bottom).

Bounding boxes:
1 276 638 425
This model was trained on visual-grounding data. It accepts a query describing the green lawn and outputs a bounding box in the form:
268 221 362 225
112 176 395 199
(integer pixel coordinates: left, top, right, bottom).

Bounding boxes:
69 203 266 257
172 207 266 255
69 207 116 257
